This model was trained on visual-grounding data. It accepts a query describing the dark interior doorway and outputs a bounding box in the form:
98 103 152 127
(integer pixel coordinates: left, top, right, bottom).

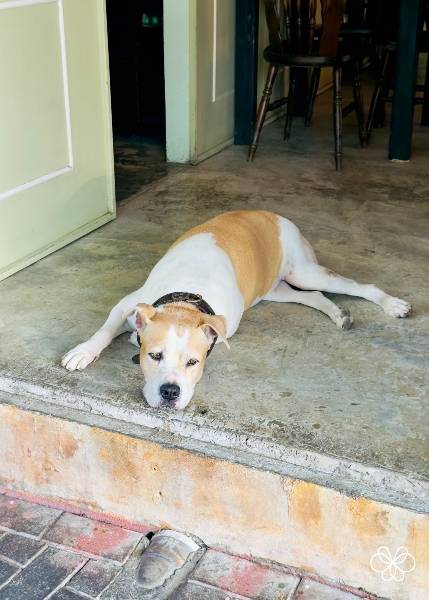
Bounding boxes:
106 0 166 143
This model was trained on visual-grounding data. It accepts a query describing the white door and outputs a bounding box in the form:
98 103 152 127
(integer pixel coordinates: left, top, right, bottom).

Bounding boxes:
0 0 115 281
194 0 236 162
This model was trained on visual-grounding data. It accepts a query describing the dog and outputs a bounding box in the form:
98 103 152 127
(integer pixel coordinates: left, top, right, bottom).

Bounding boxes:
62 210 411 409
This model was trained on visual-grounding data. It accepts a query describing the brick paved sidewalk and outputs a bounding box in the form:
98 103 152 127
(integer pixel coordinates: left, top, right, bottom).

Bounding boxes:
0 493 382 600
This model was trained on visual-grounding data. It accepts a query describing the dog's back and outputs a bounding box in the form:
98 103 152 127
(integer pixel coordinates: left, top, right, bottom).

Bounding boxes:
172 210 283 308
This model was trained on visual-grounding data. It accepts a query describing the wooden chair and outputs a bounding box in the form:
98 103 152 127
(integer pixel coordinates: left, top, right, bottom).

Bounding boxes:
305 0 375 131
248 0 366 170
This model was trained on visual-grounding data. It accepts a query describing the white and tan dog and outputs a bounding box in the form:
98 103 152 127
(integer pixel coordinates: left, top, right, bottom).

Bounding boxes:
62 210 411 409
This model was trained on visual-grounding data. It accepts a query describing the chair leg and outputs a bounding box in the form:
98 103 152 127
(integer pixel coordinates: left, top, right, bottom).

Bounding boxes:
305 67 321 126
248 64 279 161
366 48 390 143
352 59 365 146
421 51 429 126
284 69 297 140
333 66 343 171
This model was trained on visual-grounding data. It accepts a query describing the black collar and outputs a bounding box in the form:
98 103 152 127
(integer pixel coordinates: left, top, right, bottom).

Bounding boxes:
153 292 216 318
133 292 217 364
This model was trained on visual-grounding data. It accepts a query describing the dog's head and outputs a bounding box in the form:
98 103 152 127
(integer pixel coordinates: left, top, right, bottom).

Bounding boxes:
134 302 228 409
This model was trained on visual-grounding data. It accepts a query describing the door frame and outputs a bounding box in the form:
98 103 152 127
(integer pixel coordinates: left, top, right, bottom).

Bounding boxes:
388 0 422 160
234 0 260 145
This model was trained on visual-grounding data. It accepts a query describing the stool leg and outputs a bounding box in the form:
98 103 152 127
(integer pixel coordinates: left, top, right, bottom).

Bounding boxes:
352 58 365 146
284 68 297 140
305 67 321 126
248 64 279 161
366 48 390 142
333 66 343 171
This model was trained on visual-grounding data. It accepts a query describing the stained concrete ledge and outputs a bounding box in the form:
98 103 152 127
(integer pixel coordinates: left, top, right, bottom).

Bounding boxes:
1 378 428 515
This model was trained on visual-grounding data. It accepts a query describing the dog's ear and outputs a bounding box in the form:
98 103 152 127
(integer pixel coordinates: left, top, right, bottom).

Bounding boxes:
135 303 156 331
199 314 230 349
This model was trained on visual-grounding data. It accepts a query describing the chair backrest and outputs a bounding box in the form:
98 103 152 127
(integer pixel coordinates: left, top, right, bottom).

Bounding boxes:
343 0 370 28
264 0 347 56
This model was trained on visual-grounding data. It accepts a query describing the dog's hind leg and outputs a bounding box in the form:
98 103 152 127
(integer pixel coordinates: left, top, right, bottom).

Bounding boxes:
285 263 411 317
61 291 140 371
264 281 353 329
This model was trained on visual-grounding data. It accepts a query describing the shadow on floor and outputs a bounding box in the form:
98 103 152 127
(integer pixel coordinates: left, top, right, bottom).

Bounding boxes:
113 136 171 202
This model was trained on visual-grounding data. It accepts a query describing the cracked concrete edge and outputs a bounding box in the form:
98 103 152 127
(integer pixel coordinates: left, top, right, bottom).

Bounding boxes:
0 376 428 515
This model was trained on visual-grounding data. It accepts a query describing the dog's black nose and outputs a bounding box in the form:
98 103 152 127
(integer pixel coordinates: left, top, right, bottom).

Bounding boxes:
160 383 180 404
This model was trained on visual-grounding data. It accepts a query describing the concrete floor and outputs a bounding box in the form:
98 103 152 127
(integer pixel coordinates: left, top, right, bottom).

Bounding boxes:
1 95 428 512
113 136 181 202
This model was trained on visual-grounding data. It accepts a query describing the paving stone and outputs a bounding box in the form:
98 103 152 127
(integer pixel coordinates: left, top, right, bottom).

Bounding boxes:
67 558 121 597
0 495 61 537
294 579 362 600
173 581 244 599
51 588 88 600
191 549 300 599
44 512 141 563
0 560 19 586
0 533 44 566
0 547 85 600
100 539 150 600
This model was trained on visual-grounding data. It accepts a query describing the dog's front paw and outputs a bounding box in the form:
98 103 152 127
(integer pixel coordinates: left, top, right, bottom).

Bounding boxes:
61 343 99 371
382 296 412 318
333 307 353 330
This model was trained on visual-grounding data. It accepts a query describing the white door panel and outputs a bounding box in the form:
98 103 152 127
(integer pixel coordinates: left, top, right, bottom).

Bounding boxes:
0 0 114 281
194 0 236 162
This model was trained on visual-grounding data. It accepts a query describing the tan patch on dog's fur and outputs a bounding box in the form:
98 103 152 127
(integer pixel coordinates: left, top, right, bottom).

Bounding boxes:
140 303 202 335
173 211 283 309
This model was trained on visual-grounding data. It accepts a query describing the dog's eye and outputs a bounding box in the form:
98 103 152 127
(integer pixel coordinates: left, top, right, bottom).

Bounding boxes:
148 352 163 362
186 358 199 367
